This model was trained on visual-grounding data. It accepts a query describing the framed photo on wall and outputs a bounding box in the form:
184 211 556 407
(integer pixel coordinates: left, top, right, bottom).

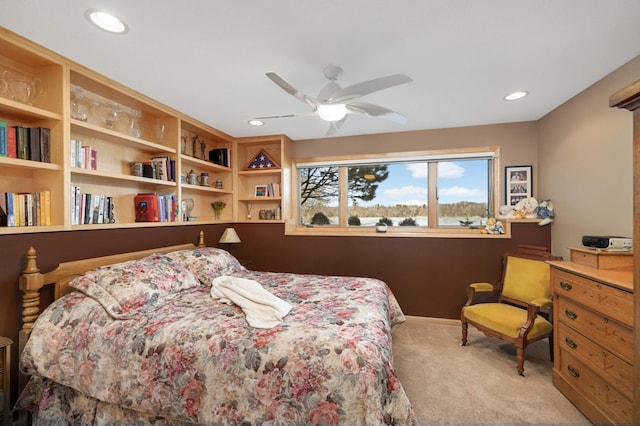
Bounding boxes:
505 165 533 206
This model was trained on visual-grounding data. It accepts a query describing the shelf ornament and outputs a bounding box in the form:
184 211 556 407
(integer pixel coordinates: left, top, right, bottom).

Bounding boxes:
245 148 279 170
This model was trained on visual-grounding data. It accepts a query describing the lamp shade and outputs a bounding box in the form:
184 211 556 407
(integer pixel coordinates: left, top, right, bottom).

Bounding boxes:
219 228 241 244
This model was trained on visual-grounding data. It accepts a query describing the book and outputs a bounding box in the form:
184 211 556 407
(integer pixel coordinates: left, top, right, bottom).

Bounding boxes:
209 148 230 167
42 190 51 226
39 127 51 163
29 127 41 162
16 126 29 160
0 192 7 226
91 194 101 224
0 121 7 157
151 156 169 181
5 192 15 226
6 126 17 158
134 193 160 222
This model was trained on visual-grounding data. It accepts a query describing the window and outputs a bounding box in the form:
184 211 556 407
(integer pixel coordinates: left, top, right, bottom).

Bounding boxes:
294 147 500 234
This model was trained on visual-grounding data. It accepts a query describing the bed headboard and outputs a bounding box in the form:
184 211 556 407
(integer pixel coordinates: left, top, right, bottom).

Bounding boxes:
18 230 207 371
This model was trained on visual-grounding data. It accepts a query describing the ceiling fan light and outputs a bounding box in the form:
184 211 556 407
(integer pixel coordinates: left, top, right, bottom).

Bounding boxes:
318 104 347 122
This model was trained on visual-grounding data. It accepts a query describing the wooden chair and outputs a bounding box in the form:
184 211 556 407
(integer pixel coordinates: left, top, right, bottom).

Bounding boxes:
460 245 562 375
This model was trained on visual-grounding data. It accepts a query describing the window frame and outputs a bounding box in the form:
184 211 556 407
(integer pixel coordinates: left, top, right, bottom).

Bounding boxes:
287 146 509 238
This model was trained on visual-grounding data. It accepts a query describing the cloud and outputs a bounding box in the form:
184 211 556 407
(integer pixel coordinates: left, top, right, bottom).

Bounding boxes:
384 185 427 198
439 186 484 202
405 163 428 178
406 162 465 179
438 162 465 179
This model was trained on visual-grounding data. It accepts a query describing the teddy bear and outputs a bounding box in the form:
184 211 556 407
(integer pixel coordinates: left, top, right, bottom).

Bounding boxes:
534 199 554 226
481 217 505 234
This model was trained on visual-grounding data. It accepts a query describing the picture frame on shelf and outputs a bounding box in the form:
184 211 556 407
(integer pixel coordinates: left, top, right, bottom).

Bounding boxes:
505 165 533 206
255 184 267 197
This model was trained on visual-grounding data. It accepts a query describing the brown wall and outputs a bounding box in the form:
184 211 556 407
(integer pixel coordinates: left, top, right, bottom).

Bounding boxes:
0 222 550 406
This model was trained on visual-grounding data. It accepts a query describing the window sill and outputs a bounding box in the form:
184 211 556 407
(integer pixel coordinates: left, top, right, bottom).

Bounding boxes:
285 221 516 238
284 219 548 238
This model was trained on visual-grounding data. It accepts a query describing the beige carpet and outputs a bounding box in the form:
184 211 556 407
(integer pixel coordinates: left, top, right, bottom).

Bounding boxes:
393 316 590 425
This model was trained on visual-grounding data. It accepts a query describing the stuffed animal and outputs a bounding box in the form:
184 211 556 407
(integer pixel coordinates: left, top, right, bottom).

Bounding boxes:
481 217 505 234
514 197 538 219
498 204 515 219
534 199 554 226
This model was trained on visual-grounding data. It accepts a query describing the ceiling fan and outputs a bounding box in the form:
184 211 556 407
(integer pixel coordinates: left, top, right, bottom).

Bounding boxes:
255 65 413 135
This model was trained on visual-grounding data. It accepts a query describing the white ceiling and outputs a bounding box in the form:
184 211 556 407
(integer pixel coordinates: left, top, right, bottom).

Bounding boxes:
1 1 639 141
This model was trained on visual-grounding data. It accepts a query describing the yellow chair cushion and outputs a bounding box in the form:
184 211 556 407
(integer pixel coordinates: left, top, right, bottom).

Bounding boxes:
463 303 552 339
502 256 551 303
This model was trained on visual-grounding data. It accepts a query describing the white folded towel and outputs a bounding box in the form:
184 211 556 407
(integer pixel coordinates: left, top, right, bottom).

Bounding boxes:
211 276 292 329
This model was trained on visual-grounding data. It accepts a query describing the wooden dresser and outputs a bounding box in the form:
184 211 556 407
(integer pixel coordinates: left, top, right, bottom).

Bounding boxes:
0 336 12 426
549 248 634 424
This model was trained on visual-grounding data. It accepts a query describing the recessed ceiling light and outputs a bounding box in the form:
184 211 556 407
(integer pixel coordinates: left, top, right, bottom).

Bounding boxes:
248 119 264 126
86 10 128 34
504 91 528 101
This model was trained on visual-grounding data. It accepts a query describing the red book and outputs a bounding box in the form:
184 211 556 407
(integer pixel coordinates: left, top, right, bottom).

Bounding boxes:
134 193 159 222
7 126 17 158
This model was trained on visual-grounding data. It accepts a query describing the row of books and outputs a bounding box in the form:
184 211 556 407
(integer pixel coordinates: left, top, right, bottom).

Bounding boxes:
147 156 176 181
0 191 51 227
0 122 51 162
262 182 281 197
134 193 178 222
71 185 114 225
208 148 230 167
70 139 97 170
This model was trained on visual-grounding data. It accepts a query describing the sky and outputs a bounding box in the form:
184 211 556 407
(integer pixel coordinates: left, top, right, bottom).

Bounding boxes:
359 160 488 206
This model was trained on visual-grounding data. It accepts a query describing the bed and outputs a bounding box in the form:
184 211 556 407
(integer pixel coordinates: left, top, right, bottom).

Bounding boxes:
15 232 415 425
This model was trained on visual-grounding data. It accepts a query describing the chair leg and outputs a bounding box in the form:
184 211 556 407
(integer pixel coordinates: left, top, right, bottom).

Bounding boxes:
548 333 554 362
516 346 525 376
461 318 468 346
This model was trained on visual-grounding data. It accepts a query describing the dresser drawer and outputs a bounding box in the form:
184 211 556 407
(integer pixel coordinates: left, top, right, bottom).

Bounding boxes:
553 269 633 327
556 297 633 364
557 322 633 400
558 350 633 424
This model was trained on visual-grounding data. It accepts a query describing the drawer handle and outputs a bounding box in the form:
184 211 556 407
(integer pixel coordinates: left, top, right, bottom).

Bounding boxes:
559 281 572 291
567 365 580 378
564 337 577 349
565 309 578 320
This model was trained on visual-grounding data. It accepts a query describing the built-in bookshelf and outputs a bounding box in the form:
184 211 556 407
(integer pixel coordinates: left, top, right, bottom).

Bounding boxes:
234 135 292 223
0 27 255 234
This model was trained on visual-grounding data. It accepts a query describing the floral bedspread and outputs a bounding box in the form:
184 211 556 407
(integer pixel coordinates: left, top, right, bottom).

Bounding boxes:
19 259 415 425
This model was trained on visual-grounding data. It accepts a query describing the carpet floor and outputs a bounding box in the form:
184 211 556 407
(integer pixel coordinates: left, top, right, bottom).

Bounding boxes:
392 316 591 425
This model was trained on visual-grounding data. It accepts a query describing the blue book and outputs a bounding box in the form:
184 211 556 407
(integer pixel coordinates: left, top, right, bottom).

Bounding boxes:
5 192 15 227
0 121 7 157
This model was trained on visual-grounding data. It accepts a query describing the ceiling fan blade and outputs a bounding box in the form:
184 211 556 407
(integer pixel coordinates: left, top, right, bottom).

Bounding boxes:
326 116 347 136
346 102 408 124
327 74 413 103
254 111 318 120
318 81 341 101
266 72 318 111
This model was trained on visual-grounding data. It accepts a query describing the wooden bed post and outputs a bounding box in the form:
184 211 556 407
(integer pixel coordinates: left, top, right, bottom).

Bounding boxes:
198 230 206 248
18 247 44 389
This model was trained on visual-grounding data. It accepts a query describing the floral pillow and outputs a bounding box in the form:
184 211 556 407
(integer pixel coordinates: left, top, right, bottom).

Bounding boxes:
69 253 201 319
165 247 245 285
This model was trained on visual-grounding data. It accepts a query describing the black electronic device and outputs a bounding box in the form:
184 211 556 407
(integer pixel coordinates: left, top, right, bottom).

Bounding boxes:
582 235 632 250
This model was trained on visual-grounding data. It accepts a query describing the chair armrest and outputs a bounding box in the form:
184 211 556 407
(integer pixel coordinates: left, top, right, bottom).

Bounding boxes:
465 282 497 306
470 282 494 292
530 297 552 311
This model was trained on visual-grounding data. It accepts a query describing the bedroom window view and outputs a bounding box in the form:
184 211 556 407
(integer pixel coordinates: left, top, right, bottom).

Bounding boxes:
297 153 494 230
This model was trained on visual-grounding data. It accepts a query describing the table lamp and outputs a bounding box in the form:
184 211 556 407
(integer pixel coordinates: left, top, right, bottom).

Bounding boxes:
218 227 241 253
